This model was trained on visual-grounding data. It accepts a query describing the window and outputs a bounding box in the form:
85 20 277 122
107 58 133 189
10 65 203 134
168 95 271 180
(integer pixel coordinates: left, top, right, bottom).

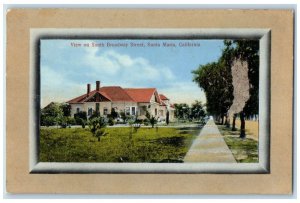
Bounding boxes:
88 108 93 116
131 107 136 115
76 107 80 113
155 108 157 116
103 107 108 115
125 107 130 116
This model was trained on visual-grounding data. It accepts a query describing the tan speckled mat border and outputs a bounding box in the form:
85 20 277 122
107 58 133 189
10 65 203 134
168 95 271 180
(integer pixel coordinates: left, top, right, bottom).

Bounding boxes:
6 9 294 194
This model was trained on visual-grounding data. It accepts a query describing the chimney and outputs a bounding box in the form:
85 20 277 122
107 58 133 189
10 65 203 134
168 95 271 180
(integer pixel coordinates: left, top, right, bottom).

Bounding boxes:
96 81 100 91
87 84 90 96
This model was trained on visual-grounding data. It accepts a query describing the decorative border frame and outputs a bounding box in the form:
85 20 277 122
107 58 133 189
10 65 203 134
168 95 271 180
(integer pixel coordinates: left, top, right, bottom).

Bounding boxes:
6 9 293 194
29 28 270 174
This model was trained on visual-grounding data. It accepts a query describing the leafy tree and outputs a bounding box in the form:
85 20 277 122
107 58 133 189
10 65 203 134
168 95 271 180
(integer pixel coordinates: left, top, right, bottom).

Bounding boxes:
59 116 68 128
192 62 230 123
41 102 63 127
60 103 71 117
88 117 107 141
190 100 206 120
95 128 108 142
192 40 259 138
223 40 259 137
41 102 62 117
40 114 56 126
174 103 190 120
233 40 259 118
149 116 157 128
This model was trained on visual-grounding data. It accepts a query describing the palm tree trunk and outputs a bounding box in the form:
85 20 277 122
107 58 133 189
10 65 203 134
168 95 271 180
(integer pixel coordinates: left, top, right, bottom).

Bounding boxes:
240 112 246 138
232 114 237 131
166 111 169 125
226 114 230 128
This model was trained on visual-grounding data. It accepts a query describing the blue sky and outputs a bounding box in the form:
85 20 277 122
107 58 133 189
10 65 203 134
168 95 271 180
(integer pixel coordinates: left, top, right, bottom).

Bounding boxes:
40 39 224 107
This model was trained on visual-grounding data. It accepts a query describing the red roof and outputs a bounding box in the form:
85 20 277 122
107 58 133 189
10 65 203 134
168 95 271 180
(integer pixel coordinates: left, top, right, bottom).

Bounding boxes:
67 85 168 104
124 88 157 103
100 86 134 102
67 91 95 104
67 86 135 104
159 94 169 100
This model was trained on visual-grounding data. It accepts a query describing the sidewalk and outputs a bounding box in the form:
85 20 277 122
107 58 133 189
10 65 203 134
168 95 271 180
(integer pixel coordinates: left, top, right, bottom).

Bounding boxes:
184 119 236 163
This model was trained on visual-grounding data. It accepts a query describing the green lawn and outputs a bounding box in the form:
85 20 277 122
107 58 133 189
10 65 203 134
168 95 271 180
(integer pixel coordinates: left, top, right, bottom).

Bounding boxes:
39 126 199 163
217 125 259 163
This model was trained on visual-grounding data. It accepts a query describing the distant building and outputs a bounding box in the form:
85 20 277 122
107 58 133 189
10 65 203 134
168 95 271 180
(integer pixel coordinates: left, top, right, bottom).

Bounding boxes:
67 81 175 122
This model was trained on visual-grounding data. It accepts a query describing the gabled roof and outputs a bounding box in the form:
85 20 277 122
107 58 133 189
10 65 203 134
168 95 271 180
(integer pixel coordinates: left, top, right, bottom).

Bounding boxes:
100 86 134 102
85 91 111 102
159 94 169 100
124 88 157 103
67 86 134 104
67 86 168 104
67 92 93 104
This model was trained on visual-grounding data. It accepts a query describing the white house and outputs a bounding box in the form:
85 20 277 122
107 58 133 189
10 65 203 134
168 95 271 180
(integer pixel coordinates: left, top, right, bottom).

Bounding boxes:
67 81 175 121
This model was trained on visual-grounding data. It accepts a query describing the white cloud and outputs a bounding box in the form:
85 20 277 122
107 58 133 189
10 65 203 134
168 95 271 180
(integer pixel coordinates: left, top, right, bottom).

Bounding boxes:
160 67 176 80
84 47 121 75
106 50 135 67
82 47 175 83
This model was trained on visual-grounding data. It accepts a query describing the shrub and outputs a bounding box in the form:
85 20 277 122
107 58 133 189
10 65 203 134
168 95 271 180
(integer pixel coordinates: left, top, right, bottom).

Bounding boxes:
67 117 76 126
111 108 119 119
88 117 107 142
40 102 63 127
144 120 149 126
59 116 68 128
135 119 143 124
81 119 86 128
95 128 107 142
41 115 56 127
108 117 115 126
127 115 136 124
74 111 87 124
60 103 71 117
120 112 127 123
89 111 100 120
150 116 157 128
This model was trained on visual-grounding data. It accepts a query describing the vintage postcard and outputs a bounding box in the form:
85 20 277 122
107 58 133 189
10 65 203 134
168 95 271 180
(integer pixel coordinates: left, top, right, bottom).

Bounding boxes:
6 9 293 194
